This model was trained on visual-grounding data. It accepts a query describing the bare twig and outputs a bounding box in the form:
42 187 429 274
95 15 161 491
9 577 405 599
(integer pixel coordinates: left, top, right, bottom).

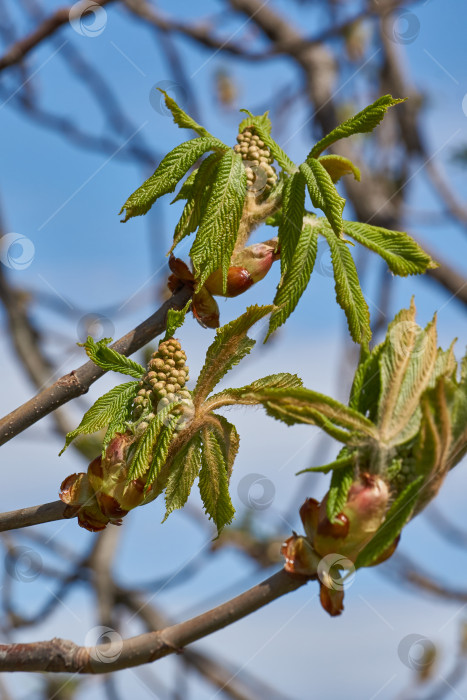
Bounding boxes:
0 0 115 71
0 568 310 673
0 501 77 532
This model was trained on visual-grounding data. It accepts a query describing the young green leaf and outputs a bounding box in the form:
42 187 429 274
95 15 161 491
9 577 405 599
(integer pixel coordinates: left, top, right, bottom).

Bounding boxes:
348 342 383 421
145 415 180 489
199 426 235 533
190 149 247 291
101 391 137 455
326 465 354 522
127 402 180 480
194 305 273 407
247 387 377 438
354 476 424 569
377 302 438 446
163 433 202 520
206 372 303 409
171 152 222 252
320 226 371 345
171 167 199 203
267 220 318 339
278 171 306 275
119 137 223 222
59 382 139 454
164 300 192 340
318 155 361 183
309 95 405 158
158 89 214 139
209 414 240 478
343 220 437 276
299 160 345 237
80 337 145 378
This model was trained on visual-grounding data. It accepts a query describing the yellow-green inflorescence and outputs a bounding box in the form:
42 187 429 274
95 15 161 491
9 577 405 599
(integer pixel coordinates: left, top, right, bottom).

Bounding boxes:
132 338 192 432
234 127 277 195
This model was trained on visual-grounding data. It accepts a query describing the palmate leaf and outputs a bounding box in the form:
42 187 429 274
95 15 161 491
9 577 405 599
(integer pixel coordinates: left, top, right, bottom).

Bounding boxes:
170 152 222 252
300 161 345 237
239 109 296 173
267 219 319 339
326 464 354 522
81 337 145 378
59 382 139 454
320 226 371 345
163 433 202 520
355 476 424 569
199 425 235 533
190 149 247 291
309 94 405 158
343 220 437 276
119 137 224 222
318 155 361 183
158 89 213 138
171 167 199 203
127 402 180 480
278 171 306 276
194 305 273 407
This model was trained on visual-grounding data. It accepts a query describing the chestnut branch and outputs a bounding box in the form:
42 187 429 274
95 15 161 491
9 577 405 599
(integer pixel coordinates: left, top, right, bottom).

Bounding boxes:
0 569 310 673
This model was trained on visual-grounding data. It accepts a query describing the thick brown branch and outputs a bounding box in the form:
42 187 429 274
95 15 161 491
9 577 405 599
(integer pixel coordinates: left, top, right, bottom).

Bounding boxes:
0 286 192 446
0 568 310 673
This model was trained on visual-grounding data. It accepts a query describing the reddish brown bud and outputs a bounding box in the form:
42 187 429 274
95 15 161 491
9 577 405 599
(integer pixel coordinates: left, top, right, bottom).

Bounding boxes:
299 498 320 541
319 582 344 617
281 534 320 576
192 287 220 328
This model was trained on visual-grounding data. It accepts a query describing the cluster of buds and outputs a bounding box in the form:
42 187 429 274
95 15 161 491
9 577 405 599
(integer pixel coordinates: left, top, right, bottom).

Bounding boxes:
168 238 280 328
234 127 277 195
133 338 192 432
60 338 193 530
282 474 398 616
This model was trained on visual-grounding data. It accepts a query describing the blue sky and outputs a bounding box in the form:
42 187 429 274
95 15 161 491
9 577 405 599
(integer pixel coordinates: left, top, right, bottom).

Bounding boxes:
1 1 467 698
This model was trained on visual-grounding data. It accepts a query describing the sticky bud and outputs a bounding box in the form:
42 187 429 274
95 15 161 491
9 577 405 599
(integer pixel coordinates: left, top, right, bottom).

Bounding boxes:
281 534 320 576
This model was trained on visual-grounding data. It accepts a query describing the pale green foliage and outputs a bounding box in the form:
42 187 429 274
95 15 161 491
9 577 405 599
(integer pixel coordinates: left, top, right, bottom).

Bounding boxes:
60 382 139 454
163 434 202 520
199 426 235 532
297 452 355 475
190 149 247 291
309 94 405 158
81 337 145 378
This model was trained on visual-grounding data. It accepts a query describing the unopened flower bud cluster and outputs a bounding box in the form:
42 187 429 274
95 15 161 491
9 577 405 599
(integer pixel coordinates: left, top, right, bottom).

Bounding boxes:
234 127 277 194
133 338 192 431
